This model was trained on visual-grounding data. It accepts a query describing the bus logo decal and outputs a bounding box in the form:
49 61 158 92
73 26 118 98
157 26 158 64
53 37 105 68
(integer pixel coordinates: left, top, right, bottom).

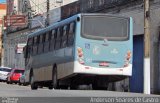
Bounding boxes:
85 43 90 49
111 48 119 54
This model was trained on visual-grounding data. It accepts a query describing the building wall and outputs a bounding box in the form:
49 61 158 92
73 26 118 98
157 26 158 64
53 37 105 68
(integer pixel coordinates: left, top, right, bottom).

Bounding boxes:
28 0 78 29
6 0 14 15
20 0 78 15
103 0 160 93
6 0 77 15
4 0 78 68
3 28 40 68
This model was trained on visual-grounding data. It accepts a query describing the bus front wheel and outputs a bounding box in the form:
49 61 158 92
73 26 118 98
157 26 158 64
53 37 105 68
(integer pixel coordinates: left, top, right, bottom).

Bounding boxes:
30 73 38 90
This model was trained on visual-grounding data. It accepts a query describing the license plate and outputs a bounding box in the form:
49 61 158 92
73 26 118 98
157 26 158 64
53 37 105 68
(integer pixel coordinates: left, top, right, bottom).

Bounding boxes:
99 62 109 67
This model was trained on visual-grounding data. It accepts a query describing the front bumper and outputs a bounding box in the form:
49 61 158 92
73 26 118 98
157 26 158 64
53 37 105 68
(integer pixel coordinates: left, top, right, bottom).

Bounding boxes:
0 76 8 81
74 61 132 76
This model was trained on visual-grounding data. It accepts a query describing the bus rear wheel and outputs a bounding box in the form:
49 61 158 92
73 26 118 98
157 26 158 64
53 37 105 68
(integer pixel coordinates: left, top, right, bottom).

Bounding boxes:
49 66 58 90
92 85 108 90
92 77 108 90
30 73 38 90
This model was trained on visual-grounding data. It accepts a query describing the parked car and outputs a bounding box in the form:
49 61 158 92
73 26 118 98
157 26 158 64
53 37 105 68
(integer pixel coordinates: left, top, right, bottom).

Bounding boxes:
0 67 12 82
7 68 24 84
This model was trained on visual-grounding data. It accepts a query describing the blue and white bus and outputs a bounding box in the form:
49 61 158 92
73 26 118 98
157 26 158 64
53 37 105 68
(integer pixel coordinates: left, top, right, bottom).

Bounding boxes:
24 13 133 90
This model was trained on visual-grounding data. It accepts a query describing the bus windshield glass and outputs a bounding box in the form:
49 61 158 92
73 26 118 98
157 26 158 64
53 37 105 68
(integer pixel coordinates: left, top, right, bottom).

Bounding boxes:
81 15 129 41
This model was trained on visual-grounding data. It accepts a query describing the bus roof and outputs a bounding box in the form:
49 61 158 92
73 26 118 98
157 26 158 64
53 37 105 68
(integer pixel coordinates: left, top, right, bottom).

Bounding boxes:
28 13 131 39
28 14 80 39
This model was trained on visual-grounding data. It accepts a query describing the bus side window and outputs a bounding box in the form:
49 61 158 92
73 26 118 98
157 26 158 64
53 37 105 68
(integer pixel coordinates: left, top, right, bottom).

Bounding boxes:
27 38 33 57
44 32 49 52
42 33 46 52
37 35 40 44
24 44 30 65
23 46 27 58
68 22 75 46
38 35 43 54
55 28 61 50
36 35 40 54
33 36 38 55
61 25 68 48
48 31 52 51
50 30 56 51
31 38 34 54
28 38 33 46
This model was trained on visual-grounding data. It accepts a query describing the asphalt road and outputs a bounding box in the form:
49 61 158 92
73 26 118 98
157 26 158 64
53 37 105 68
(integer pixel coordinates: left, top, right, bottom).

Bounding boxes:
0 82 159 97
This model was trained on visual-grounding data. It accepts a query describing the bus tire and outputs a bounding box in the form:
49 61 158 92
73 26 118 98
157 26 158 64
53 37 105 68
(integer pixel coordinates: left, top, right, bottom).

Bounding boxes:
92 78 108 90
59 85 68 89
92 85 108 90
6 81 9 84
19 83 22 86
30 72 38 90
70 79 78 90
50 66 58 89
70 85 78 90
23 83 27 86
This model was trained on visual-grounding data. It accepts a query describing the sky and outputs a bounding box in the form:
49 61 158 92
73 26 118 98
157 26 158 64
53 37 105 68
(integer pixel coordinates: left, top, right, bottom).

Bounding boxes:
0 0 6 3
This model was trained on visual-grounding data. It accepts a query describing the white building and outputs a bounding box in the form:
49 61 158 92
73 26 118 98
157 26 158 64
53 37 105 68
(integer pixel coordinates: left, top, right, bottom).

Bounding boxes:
10 0 78 15
21 0 78 28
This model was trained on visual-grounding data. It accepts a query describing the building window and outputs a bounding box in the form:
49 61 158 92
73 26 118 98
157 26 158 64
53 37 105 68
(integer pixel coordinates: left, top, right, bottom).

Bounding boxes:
88 0 94 8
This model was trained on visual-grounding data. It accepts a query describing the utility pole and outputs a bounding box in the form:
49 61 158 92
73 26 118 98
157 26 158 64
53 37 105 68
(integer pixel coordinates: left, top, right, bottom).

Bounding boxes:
46 0 50 26
144 0 151 94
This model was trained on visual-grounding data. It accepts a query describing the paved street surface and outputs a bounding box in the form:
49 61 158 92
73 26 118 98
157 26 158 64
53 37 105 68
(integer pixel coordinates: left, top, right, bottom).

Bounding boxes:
0 82 159 97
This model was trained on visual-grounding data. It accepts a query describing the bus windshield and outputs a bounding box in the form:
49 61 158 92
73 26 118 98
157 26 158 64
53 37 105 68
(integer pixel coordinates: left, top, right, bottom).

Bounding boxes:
81 15 129 41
